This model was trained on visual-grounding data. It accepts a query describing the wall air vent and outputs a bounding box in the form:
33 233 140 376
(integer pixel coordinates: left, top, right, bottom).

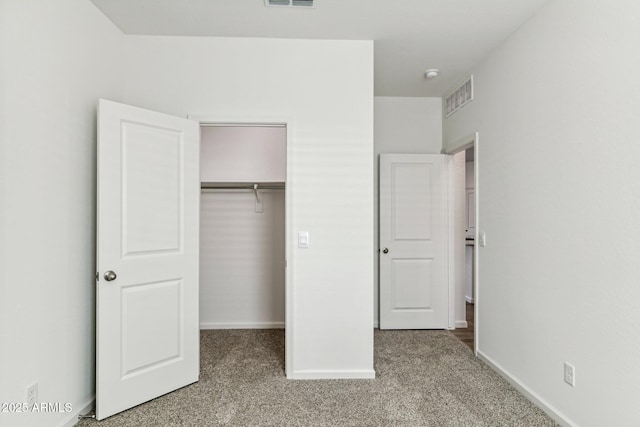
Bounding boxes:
265 0 315 7
445 75 473 118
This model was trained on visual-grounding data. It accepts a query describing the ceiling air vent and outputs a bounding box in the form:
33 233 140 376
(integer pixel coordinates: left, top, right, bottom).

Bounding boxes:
445 75 473 118
265 0 315 7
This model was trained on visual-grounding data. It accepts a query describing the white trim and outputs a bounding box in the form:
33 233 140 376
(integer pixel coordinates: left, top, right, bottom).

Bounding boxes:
446 156 455 330
188 113 294 378
477 351 578 427
200 322 285 329
56 397 94 427
465 296 474 304
454 320 468 328
189 115 290 126
473 135 479 357
442 132 476 156
444 156 451 331
373 321 379 329
290 369 376 380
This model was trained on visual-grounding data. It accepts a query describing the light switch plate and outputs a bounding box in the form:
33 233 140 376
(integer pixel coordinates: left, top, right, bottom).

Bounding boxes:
298 232 309 248
479 231 487 247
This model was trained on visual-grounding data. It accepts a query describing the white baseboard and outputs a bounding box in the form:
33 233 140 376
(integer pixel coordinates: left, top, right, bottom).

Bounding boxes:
200 321 284 329
57 396 94 427
373 321 379 329
289 369 376 380
455 320 468 328
465 296 474 303
477 350 577 427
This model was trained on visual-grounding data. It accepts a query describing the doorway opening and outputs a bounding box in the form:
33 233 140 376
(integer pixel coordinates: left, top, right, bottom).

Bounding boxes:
197 121 291 375
445 133 479 354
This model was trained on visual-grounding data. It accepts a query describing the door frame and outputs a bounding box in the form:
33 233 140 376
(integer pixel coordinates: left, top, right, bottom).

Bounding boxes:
443 132 479 355
189 114 294 377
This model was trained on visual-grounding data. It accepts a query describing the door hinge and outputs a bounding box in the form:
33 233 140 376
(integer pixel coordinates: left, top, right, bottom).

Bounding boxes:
96 272 99 281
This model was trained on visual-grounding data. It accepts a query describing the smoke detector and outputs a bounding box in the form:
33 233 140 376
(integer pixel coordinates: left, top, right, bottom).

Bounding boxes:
424 69 439 79
265 0 315 7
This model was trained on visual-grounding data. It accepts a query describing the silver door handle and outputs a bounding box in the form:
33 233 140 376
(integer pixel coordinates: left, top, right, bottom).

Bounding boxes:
382 248 389 254
104 271 117 281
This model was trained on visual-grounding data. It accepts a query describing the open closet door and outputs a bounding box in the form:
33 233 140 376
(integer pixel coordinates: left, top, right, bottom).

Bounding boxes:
96 99 200 420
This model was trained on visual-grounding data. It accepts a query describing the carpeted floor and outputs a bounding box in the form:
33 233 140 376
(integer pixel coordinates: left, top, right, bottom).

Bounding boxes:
79 329 557 426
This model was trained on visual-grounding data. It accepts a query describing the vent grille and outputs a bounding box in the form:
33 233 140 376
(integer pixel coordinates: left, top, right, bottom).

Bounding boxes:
265 0 314 7
445 76 473 118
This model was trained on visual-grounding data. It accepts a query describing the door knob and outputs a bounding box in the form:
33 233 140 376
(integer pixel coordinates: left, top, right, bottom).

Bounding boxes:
382 248 389 254
104 270 117 281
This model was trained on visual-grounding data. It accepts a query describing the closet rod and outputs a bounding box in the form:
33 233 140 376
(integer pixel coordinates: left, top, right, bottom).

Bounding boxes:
200 183 285 190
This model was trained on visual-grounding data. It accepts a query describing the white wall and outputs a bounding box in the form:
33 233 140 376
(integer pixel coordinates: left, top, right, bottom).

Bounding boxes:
200 190 285 329
444 0 640 425
123 36 374 378
200 126 286 183
373 97 442 326
0 1 124 426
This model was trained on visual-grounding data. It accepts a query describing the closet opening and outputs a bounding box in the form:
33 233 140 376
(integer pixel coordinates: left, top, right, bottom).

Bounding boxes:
198 122 289 374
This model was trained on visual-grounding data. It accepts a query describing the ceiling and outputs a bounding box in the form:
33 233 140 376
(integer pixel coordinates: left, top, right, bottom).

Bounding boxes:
90 0 550 97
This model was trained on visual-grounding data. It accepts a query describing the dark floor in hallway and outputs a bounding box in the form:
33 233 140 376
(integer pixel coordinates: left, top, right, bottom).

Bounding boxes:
449 302 474 350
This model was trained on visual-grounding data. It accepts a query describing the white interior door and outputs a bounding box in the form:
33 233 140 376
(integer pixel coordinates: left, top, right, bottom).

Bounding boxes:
466 189 476 238
379 154 448 329
96 99 200 420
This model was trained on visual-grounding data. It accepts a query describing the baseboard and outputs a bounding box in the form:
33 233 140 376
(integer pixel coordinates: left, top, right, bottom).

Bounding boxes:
289 369 376 380
373 321 379 329
57 396 94 427
477 350 577 427
200 321 284 329
465 296 474 303
454 320 468 328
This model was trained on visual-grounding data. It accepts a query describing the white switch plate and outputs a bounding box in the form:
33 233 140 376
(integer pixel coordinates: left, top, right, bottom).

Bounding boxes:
298 232 309 248
479 231 487 247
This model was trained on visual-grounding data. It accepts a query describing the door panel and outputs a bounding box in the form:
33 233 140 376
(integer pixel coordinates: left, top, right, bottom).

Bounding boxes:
380 154 447 329
393 164 432 240
121 279 182 378
122 121 183 255
392 259 432 309
96 99 200 420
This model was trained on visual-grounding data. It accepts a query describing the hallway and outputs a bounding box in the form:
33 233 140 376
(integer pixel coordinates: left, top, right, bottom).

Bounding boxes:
450 302 474 351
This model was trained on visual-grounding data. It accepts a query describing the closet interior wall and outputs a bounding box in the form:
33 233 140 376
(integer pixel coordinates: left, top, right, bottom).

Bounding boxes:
199 125 286 329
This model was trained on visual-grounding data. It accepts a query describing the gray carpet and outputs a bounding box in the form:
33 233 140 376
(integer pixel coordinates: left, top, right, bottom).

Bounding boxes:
79 329 557 426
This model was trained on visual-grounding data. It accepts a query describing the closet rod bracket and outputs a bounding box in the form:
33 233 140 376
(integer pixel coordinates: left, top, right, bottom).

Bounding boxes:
254 184 263 213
